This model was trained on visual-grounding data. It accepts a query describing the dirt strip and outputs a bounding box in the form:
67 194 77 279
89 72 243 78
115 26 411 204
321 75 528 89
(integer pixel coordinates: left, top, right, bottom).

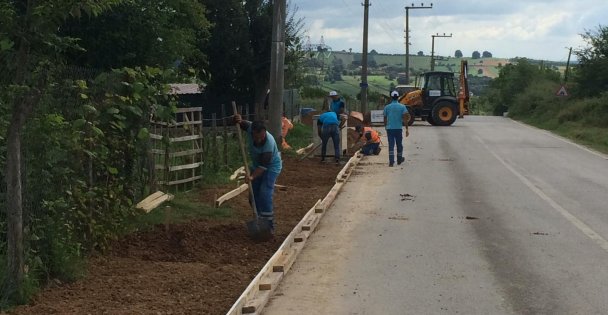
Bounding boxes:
9 155 343 315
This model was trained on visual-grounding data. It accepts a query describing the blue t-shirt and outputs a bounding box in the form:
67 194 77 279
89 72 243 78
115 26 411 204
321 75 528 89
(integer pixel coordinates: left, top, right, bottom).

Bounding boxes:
318 111 339 125
247 127 282 174
330 99 345 114
383 100 408 130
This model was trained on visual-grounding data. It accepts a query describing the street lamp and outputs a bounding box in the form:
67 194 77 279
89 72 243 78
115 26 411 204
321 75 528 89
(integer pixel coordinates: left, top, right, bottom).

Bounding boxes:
405 3 433 84
431 33 452 71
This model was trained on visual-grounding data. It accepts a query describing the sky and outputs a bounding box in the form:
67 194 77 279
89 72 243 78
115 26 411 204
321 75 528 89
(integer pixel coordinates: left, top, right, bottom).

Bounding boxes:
293 0 608 62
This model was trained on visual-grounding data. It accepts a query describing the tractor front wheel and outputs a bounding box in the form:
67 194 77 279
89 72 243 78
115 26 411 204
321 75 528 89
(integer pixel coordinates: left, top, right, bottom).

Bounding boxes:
431 102 458 126
406 106 415 126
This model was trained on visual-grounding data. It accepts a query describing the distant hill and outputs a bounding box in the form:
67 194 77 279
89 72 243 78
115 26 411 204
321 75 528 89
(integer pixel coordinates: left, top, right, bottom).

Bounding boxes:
328 51 567 79
305 51 567 98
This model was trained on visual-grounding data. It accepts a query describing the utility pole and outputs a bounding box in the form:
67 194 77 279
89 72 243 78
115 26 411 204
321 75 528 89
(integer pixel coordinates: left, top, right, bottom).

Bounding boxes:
565 46 572 83
430 33 452 71
404 3 433 84
360 0 370 114
268 0 286 146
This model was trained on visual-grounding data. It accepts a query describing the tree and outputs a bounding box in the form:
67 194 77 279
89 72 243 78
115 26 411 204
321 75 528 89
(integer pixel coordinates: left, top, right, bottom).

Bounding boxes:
417 51 424 56
60 0 210 72
0 0 123 302
202 0 255 106
283 4 307 89
472 51 481 59
486 58 559 114
482 51 493 58
330 57 344 81
574 25 608 97
455 50 463 58
370 49 379 55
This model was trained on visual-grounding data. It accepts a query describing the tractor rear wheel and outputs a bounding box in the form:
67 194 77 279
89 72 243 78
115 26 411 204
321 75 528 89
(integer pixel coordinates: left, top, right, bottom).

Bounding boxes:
431 102 458 126
406 106 415 126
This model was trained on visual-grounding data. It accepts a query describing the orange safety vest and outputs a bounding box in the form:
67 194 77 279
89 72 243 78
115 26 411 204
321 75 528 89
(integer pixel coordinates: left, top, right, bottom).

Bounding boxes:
281 117 294 149
362 127 380 144
281 117 293 137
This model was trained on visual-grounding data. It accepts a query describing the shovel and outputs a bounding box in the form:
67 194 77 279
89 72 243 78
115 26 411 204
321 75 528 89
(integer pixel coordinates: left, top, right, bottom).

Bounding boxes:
232 102 273 241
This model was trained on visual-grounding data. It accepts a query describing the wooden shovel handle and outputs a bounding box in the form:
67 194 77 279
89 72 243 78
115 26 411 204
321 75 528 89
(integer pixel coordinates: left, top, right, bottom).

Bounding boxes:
232 102 258 218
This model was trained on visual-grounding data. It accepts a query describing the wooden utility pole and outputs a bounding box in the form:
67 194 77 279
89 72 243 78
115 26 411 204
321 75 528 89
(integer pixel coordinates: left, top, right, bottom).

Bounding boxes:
268 0 286 146
565 47 572 83
360 0 370 114
430 33 452 71
404 3 433 84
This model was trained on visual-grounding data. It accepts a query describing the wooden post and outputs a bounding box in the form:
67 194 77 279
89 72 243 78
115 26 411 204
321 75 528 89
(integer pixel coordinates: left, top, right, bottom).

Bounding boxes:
164 205 171 234
222 104 228 166
212 113 218 169
164 126 170 193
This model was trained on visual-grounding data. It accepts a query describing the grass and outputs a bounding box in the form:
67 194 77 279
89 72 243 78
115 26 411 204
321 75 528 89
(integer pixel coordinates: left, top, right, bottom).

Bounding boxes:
518 117 608 154
130 121 315 229
285 122 313 152
127 190 235 232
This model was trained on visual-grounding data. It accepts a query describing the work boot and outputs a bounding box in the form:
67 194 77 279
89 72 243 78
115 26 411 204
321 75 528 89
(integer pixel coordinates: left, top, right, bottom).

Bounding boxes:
389 162 394 167
397 156 405 165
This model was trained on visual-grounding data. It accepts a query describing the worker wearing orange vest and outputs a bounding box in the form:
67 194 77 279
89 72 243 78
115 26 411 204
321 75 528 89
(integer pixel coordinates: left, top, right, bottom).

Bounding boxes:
281 114 293 150
355 125 381 155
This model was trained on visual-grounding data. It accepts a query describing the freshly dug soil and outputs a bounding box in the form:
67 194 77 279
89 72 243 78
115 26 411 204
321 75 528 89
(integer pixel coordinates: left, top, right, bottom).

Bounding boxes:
9 155 342 315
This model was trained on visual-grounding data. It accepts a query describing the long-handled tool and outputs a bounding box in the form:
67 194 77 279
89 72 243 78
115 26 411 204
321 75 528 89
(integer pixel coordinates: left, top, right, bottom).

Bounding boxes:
232 102 272 241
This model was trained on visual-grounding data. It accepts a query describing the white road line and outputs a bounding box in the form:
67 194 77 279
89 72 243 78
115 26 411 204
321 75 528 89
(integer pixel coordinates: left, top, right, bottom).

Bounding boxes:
475 135 608 254
510 119 608 160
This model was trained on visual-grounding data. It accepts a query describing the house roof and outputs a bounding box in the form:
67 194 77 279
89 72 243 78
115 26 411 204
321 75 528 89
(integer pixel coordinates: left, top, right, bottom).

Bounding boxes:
169 83 205 95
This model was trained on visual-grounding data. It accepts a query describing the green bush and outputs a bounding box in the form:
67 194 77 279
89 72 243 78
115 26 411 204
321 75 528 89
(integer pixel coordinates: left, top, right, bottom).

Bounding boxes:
285 123 312 151
509 79 560 119
554 93 608 127
300 86 328 99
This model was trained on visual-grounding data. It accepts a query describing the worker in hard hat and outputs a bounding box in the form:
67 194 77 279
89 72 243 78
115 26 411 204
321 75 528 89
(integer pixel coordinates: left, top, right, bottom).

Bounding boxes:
383 90 410 167
354 125 381 155
328 91 346 115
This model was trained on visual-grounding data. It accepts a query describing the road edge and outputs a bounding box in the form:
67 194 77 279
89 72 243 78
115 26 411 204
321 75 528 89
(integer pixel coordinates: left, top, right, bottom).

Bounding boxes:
509 118 608 160
225 152 364 315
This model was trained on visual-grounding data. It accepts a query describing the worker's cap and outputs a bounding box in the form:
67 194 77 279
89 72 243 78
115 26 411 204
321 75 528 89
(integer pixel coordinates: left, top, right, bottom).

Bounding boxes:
329 91 338 96
390 91 399 97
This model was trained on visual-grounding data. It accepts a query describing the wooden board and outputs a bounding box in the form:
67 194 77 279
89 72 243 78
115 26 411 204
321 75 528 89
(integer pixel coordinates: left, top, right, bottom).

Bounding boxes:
135 191 174 213
230 167 246 181
296 143 314 155
216 184 248 207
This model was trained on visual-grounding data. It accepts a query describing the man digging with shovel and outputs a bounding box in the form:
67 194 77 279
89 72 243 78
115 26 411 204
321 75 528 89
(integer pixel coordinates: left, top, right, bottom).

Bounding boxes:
234 113 282 241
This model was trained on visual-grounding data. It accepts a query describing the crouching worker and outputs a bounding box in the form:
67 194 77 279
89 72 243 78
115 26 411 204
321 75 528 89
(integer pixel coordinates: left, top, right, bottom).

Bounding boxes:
234 115 282 234
355 125 381 155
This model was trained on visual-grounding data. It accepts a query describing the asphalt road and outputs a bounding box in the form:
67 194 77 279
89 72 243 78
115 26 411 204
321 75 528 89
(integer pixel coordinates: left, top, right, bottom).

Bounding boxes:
263 116 608 315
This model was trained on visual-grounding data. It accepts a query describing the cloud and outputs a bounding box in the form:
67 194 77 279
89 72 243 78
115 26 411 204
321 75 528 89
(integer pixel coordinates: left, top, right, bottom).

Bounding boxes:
294 0 607 60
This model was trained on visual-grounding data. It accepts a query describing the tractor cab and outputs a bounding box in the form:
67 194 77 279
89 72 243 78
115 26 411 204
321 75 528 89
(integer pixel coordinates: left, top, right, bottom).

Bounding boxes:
414 71 460 126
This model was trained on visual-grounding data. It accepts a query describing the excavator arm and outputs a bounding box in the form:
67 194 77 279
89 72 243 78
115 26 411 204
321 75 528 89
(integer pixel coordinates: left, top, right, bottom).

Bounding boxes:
458 60 470 118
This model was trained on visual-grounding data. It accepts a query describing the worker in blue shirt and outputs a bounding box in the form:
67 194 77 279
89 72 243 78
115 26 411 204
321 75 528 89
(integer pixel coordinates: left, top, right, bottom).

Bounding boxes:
328 91 346 115
317 110 346 164
234 115 282 234
383 91 410 167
